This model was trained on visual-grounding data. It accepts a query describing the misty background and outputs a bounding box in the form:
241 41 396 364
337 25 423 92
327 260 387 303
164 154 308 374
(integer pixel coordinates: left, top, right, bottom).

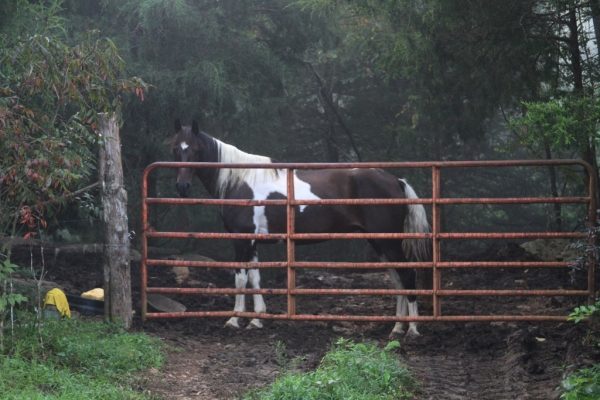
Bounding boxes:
2 0 599 264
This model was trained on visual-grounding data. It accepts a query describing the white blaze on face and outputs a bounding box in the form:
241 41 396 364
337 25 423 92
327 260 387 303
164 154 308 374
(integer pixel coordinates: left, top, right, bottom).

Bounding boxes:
249 170 320 234
180 141 189 151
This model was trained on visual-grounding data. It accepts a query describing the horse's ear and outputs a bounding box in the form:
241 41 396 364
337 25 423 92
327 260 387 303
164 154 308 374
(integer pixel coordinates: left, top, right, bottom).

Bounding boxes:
174 119 182 132
192 120 199 135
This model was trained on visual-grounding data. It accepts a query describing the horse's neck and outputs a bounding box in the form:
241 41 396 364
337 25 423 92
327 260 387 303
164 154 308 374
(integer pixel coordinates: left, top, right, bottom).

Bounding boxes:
193 132 222 198
213 139 275 198
195 170 220 198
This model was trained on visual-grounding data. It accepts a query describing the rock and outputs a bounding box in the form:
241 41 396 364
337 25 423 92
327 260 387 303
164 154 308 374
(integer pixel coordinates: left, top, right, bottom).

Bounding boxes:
161 254 216 284
519 239 582 262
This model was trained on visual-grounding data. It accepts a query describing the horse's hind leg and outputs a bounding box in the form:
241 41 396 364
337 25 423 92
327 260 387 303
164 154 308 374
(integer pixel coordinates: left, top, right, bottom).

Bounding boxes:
388 268 419 337
399 268 420 336
375 244 420 337
387 268 409 337
370 240 420 337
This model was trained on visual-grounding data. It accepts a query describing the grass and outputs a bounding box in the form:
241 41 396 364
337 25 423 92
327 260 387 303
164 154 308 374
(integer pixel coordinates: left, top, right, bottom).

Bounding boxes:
0 316 164 399
244 338 417 400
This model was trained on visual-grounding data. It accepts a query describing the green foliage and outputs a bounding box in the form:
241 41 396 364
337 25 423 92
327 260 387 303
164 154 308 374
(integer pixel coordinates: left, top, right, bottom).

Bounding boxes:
0 0 65 39
568 299 600 324
561 364 600 400
244 338 416 400
1 317 163 399
511 96 600 152
0 259 28 352
561 299 600 399
4 0 596 259
0 260 27 312
294 0 339 14
0 0 146 239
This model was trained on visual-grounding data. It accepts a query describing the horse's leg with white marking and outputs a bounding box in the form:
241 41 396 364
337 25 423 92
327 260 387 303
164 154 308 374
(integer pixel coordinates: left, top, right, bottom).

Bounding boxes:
387 268 408 337
225 241 253 329
248 249 266 329
225 268 247 328
407 300 419 336
400 268 420 336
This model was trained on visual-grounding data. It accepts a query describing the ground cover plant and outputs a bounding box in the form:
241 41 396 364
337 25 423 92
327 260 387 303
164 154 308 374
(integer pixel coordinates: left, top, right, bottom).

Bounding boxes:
0 316 164 400
560 299 600 400
244 338 416 400
561 364 600 400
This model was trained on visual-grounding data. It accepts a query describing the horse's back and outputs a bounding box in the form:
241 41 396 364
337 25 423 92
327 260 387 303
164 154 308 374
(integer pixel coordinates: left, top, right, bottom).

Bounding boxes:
296 168 402 198
295 168 408 234
222 168 409 235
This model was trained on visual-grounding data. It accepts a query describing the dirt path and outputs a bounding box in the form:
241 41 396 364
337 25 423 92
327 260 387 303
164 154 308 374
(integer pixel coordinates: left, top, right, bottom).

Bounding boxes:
43 245 596 399
142 320 336 399
401 323 576 400
136 267 592 400
140 317 588 400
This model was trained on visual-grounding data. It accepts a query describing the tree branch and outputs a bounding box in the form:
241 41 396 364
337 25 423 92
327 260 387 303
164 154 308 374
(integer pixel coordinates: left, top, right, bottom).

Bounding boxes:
306 62 363 161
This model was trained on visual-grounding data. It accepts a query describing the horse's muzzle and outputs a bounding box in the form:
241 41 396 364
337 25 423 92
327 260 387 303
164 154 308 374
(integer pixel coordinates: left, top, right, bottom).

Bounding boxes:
176 182 190 198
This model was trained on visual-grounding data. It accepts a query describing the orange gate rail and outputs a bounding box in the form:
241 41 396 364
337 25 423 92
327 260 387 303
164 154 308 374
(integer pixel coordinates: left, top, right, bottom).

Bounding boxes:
141 160 597 323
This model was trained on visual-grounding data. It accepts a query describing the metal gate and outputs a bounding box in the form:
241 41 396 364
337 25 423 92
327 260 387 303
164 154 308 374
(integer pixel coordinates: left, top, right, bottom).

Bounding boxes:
141 160 597 323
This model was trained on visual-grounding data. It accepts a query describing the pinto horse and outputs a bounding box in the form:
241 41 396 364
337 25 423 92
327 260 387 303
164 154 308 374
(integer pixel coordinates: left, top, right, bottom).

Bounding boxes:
170 120 430 336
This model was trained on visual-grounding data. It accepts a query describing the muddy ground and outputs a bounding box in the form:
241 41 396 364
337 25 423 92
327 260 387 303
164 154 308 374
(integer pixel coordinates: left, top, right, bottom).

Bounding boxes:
38 242 598 400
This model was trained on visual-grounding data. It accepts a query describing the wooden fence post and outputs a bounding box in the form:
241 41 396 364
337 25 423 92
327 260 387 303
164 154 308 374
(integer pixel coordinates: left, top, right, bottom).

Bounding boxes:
98 113 132 329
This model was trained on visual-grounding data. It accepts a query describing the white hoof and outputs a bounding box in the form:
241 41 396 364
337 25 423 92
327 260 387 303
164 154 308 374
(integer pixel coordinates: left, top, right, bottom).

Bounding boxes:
247 318 263 329
390 322 406 337
406 327 420 337
225 317 241 329
389 329 406 339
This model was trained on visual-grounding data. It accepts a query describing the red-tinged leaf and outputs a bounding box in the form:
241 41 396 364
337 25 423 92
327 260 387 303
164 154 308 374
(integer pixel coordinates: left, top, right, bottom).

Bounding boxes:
23 231 36 240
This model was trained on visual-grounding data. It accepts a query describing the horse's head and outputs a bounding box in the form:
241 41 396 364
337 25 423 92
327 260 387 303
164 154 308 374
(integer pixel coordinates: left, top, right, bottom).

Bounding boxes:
171 119 204 197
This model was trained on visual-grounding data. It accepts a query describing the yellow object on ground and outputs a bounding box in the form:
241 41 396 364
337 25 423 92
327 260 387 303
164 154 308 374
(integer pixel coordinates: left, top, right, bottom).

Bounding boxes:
44 288 71 318
81 288 104 301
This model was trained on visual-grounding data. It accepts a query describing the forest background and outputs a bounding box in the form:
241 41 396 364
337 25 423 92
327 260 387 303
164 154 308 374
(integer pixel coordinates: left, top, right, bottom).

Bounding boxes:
2 0 600 259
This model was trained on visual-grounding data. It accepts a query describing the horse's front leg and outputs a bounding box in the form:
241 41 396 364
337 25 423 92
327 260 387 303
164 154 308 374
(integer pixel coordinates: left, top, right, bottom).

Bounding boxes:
224 268 247 329
225 241 267 329
225 241 253 329
248 266 266 328
247 244 266 328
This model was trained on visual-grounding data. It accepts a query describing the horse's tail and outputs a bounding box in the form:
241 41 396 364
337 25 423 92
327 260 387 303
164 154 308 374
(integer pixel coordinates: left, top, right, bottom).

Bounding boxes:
398 179 431 262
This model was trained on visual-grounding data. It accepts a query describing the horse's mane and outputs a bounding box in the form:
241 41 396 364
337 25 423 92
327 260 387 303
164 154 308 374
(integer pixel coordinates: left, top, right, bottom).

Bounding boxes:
214 139 279 198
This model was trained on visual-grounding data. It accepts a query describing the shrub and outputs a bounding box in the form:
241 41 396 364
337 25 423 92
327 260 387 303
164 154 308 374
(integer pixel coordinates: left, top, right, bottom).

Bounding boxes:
245 338 416 400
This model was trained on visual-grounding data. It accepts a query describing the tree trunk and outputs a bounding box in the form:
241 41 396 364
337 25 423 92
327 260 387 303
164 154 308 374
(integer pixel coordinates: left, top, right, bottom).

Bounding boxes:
98 114 132 329
307 63 362 161
544 142 562 230
567 6 600 203
567 7 584 93
590 0 600 57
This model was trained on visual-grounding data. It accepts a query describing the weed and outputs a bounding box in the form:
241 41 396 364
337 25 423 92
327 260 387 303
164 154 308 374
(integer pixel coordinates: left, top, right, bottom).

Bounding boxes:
560 298 600 400
244 338 416 400
561 364 600 400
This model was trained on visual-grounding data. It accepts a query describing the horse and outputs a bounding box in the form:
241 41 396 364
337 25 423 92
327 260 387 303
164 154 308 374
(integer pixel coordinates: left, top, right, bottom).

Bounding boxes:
170 119 431 337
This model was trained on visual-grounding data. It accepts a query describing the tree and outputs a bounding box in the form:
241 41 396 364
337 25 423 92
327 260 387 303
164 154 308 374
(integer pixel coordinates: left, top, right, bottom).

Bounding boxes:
0 0 145 332
0 3 145 240
509 0 600 215
53 0 596 254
